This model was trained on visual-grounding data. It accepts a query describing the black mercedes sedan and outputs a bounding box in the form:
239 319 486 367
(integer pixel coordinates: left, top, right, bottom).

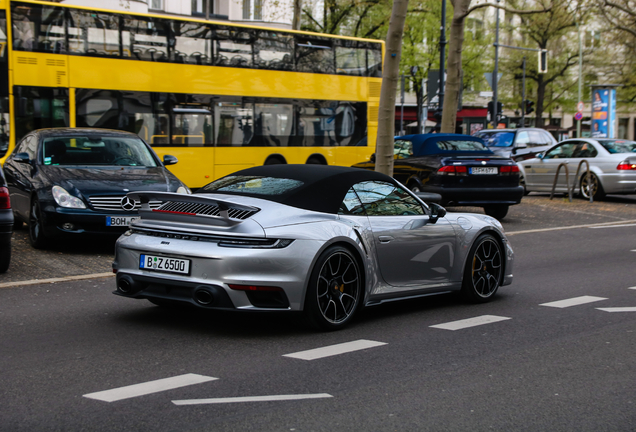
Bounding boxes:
352 133 524 220
4 128 190 248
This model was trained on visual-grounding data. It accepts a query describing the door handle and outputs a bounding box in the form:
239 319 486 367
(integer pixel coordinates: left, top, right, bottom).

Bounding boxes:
378 236 394 243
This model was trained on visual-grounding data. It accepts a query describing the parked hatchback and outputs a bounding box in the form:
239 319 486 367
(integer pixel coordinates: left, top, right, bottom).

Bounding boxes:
475 128 557 162
4 128 190 249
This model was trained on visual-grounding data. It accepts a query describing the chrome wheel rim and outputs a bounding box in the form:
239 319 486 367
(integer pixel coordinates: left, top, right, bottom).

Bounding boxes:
316 252 360 324
471 239 502 298
580 175 597 198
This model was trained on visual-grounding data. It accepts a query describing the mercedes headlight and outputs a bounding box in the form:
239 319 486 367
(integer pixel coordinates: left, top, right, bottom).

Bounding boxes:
52 186 86 209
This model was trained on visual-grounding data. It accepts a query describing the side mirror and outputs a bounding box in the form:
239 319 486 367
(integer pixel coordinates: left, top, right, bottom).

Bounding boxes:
163 154 178 166
429 202 447 224
13 152 31 164
370 153 376 163
537 152 545 160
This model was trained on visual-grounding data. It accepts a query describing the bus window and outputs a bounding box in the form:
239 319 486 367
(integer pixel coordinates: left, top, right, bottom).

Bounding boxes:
336 42 366 76
215 100 253 146
171 22 211 65
296 36 335 74
254 31 293 71
254 103 294 146
67 10 120 57
123 16 170 62
367 44 382 77
14 86 68 143
172 105 212 146
213 27 254 68
12 2 66 53
297 102 337 147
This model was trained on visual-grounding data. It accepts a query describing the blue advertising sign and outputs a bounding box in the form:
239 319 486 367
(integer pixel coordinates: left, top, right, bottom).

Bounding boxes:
592 88 616 138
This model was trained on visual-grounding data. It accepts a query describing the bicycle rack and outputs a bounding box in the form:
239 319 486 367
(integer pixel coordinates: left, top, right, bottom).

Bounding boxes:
549 159 593 203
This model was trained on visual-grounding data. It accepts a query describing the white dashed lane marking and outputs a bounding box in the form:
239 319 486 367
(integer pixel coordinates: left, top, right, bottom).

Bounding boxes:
173 393 333 405
540 296 607 308
597 307 636 312
83 374 218 402
283 339 387 360
429 315 511 331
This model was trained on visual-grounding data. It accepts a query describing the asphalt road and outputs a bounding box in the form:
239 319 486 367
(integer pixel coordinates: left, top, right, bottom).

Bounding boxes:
0 193 635 431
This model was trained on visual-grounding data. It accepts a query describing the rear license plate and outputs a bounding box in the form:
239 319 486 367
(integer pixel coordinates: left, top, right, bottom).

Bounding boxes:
106 216 139 226
139 254 191 275
470 167 498 175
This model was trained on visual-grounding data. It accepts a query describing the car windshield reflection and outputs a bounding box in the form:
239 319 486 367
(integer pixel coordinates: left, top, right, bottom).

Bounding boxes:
42 137 158 167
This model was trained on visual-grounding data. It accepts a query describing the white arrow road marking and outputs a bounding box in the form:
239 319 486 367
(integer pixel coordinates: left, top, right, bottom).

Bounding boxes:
429 315 511 331
597 307 636 312
173 393 333 405
540 296 607 308
83 374 218 402
283 339 387 361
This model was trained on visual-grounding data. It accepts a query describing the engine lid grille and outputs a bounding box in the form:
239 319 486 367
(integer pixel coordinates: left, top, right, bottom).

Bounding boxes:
157 201 258 220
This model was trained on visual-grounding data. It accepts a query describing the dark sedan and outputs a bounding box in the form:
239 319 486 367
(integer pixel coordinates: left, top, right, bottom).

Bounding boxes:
4 128 190 248
353 133 524 220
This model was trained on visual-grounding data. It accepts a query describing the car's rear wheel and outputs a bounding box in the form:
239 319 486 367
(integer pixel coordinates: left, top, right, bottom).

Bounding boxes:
483 204 509 220
29 199 48 249
461 234 503 303
409 183 422 193
580 173 605 200
304 246 362 331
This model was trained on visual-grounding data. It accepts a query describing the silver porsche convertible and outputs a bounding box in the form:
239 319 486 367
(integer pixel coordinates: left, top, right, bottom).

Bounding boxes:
113 165 514 330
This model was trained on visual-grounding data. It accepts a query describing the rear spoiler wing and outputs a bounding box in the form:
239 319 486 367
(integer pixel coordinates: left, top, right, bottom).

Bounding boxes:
127 191 260 226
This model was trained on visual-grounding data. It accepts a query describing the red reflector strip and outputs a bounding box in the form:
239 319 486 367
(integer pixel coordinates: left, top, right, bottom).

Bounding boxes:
499 165 520 173
229 284 283 292
152 209 197 216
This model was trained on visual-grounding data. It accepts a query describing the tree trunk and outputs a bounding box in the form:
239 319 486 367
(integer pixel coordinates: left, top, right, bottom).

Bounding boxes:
292 0 302 30
441 0 470 134
375 0 409 176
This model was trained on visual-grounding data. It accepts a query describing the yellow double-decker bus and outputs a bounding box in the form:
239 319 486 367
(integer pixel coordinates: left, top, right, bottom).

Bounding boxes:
0 0 383 188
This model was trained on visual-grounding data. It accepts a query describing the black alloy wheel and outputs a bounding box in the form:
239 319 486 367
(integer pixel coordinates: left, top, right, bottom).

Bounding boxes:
305 246 362 331
580 173 606 200
461 234 503 303
483 204 509 220
29 199 48 249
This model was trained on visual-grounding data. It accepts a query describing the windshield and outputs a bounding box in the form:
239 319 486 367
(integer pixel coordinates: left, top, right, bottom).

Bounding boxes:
598 140 636 154
478 132 515 147
199 175 304 196
42 137 158 167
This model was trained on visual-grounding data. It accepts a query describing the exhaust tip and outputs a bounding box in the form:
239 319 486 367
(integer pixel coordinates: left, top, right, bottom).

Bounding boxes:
117 278 132 294
193 288 215 306
117 275 143 295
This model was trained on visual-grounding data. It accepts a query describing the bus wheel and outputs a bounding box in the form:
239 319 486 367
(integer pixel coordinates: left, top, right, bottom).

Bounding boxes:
264 157 285 165
306 157 325 165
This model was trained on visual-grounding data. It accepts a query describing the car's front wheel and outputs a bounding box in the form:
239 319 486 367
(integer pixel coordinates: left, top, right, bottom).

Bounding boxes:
304 246 362 331
461 234 503 303
580 173 606 200
29 199 49 249
483 204 509 220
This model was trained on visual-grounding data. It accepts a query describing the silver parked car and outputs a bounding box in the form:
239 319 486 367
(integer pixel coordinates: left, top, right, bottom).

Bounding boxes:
518 138 636 199
113 165 514 330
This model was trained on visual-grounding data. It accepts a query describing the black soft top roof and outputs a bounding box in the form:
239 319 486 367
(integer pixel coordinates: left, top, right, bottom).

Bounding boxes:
198 164 399 214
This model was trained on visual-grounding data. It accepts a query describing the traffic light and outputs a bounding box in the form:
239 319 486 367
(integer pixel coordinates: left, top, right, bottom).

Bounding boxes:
524 100 535 115
538 50 548 74
488 100 503 121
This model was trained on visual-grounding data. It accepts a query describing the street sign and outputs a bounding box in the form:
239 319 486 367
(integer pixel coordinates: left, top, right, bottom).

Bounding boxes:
574 111 583 121
484 72 502 91
577 101 585 112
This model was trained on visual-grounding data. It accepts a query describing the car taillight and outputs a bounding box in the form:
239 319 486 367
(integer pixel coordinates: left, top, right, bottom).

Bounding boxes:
499 165 520 175
617 161 636 170
228 284 283 292
437 165 468 176
0 187 10 210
